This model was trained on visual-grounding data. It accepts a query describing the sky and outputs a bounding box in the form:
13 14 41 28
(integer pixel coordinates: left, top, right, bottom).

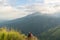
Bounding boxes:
0 0 60 20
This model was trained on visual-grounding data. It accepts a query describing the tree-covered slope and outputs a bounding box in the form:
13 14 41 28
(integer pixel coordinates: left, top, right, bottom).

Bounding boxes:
0 12 60 40
0 12 60 35
41 26 60 40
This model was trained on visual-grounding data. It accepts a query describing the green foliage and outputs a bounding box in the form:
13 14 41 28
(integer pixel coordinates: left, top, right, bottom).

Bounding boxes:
0 28 26 40
41 26 60 40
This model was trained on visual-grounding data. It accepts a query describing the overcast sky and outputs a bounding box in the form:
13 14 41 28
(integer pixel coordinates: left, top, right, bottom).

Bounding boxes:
0 0 60 20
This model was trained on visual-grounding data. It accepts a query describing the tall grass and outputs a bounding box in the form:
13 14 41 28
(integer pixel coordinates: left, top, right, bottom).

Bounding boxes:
0 27 26 40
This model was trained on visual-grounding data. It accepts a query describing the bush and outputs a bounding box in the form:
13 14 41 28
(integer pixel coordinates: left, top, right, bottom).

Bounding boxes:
0 28 26 40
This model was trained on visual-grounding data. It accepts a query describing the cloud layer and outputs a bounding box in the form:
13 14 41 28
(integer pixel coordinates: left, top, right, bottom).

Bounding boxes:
0 0 60 20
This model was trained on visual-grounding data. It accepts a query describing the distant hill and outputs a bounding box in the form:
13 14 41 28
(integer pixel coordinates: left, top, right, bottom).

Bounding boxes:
0 12 60 40
41 26 60 40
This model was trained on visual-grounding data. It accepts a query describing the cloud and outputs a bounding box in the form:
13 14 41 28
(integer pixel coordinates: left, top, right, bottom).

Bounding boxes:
30 0 60 14
0 0 60 20
32 4 60 14
0 0 32 20
0 5 33 20
44 0 60 4
0 0 8 6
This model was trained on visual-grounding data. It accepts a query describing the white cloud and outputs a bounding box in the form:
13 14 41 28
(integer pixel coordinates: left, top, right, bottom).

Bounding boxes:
0 0 60 20
30 0 60 14
43 0 60 14
0 0 8 6
0 5 33 20
33 5 56 14
0 0 32 20
45 0 60 4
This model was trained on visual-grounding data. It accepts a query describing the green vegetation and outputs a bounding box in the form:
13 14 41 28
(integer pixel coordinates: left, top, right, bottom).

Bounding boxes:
0 27 26 40
0 27 38 40
41 26 60 40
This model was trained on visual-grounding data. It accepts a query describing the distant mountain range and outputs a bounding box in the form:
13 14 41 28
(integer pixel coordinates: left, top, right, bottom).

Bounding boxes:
0 12 60 40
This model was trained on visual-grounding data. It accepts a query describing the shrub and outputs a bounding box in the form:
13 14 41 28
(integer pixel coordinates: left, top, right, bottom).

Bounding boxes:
0 28 26 40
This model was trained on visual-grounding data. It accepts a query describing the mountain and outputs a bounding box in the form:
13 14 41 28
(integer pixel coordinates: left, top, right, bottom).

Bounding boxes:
0 20 7 23
52 13 60 17
41 26 60 40
0 12 60 40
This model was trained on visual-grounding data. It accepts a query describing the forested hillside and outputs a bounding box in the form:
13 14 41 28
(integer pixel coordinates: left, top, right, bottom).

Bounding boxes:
0 12 60 40
41 26 60 40
0 12 60 34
